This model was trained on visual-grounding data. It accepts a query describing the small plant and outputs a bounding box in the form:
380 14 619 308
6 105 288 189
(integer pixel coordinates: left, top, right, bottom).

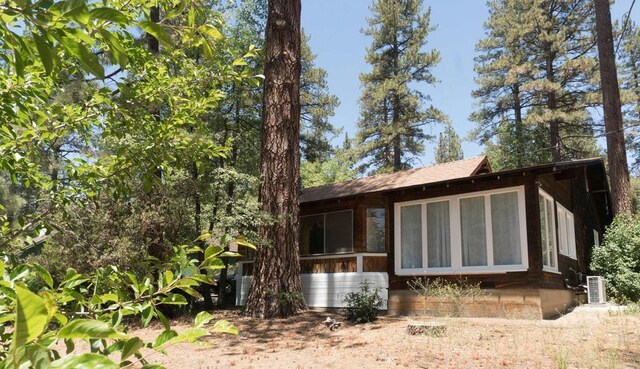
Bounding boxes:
408 277 485 317
615 302 640 316
343 280 384 324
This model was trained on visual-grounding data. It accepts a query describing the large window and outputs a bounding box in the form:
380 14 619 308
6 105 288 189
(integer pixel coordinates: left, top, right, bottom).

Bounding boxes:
557 203 576 259
366 208 386 252
301 210 353 255
394 186 528 275
539 190 557 272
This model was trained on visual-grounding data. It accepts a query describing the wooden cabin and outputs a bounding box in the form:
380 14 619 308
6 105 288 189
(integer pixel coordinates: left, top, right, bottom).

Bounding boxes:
236 156 612 318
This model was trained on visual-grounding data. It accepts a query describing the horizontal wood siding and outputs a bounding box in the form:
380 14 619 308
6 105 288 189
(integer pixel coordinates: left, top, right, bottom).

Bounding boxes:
363 255 387 272
300 257 357 274
236 272 389 309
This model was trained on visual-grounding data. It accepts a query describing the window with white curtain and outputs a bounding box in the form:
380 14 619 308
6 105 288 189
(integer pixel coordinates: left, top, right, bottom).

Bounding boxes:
427 201 451 268
400 205 422 269
460 196 487 267
491 192 522 265
557 204 576 259
539 190 557 271
394 186 528 275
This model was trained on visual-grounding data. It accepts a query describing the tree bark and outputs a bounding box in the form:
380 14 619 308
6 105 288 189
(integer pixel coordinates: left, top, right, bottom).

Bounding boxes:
193 161 214 310
594 0 632 215
512 83 524 168
242 0 306 318
545 51 561 162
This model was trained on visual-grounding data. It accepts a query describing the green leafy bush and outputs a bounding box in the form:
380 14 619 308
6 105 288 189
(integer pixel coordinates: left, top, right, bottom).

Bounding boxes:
343 281 384 324
0 235 251 368
591 214 640 303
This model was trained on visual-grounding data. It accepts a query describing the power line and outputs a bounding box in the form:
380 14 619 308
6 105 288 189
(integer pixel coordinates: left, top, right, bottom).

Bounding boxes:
616 0 637 54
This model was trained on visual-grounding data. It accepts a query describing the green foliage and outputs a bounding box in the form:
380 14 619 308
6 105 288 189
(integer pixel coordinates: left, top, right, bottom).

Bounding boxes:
434 120 464 164
270 290 305 312
591 214 640 303
342 281 384 324
620 21 640 171
0 0 262 253
300 139 357 187
355 0 445 174
300 31 341 162
408 277 485 317
0 239 241 368
471 0 601 166
483 121 552 171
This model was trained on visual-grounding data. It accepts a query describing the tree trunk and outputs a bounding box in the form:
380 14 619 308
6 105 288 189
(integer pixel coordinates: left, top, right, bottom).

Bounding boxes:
392 28 402 172
594 0 632 215
193 162 214 310
242 0 306 318
545 52 561 162
147 7 160 55
512 83 524 168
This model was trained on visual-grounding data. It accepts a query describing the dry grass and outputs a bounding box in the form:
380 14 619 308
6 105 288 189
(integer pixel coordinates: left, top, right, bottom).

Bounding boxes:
132 306 640 369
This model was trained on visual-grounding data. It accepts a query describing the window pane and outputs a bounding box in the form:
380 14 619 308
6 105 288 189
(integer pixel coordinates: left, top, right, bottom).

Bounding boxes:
427 201 451 267
567 213 576 257
558 209 568 255
460 196 487 266
539 195 549 266
491 192 521 265
401 205 423 269
325 211 353 253
366 208 385 252
300 215 324 255
545 199 556 268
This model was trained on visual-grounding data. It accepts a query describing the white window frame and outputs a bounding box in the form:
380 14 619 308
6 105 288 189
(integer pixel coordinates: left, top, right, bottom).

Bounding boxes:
394 186 529 276
556 203 576 259
300 210 354 255
539 190 558 273
593 229 600 247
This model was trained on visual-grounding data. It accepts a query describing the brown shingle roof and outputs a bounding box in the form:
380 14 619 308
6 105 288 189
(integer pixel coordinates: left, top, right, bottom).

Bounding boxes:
300 156 490 203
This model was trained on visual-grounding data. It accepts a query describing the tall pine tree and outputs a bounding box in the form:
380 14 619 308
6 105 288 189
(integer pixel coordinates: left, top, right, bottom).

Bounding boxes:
434 120 464 164
620 21 640 170
471 0 600 167
355 0 444 174
300 31 340 162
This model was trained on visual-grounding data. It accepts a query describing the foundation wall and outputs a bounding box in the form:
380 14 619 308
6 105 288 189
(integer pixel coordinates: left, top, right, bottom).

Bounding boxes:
387 288 584 319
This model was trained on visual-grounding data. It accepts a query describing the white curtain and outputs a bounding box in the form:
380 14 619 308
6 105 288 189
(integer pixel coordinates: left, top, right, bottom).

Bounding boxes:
427 201 451 267
460 196 487 266
491 192 521 265
401 205 423 269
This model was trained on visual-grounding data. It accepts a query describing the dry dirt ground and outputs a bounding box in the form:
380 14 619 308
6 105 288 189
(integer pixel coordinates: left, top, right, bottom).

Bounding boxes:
134 306 639 369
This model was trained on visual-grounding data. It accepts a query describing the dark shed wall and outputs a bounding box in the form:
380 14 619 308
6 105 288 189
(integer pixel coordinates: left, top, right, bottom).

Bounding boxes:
300 162 610 293
537 168 605 285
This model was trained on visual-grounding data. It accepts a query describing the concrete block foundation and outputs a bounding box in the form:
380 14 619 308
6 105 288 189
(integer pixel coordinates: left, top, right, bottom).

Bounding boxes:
387 288 585 319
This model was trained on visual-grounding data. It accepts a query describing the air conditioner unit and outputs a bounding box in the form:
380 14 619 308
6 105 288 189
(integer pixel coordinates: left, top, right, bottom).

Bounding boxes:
586 276 606 304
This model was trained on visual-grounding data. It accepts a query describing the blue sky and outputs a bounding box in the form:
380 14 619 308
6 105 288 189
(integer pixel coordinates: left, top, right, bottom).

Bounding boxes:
301 0 639 166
